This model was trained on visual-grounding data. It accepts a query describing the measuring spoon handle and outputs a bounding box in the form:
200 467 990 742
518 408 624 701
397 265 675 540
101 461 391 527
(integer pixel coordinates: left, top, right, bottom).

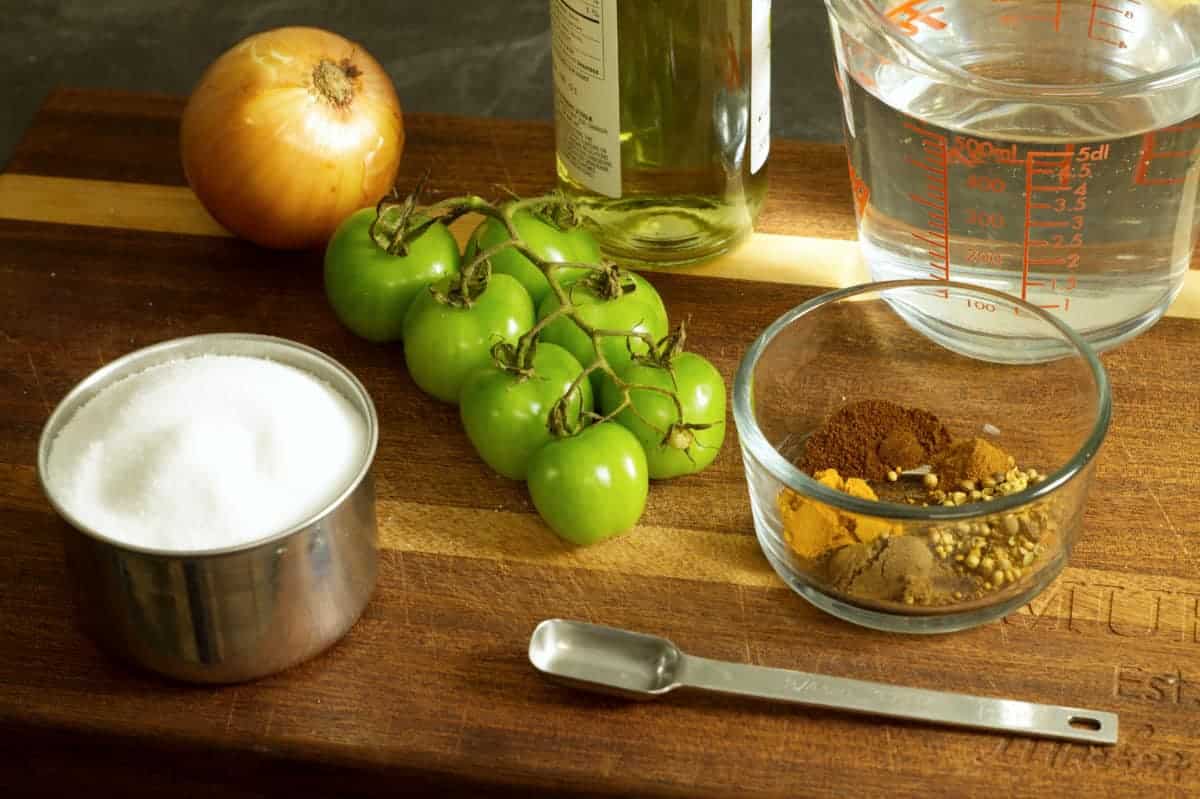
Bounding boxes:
676 655 1117 744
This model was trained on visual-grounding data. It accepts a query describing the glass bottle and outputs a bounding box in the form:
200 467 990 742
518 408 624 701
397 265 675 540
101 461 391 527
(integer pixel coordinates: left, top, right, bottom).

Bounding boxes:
550 0 772 266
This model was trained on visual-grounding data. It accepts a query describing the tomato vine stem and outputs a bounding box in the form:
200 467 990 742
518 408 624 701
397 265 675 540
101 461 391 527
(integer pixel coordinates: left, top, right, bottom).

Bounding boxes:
395 189 695 445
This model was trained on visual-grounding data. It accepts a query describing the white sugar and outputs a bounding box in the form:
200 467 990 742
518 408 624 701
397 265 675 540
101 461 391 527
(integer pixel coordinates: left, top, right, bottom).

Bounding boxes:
45 355 368 551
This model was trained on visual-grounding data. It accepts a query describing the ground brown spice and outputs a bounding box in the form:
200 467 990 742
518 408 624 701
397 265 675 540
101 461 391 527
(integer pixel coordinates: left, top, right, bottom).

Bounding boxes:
877 429 925 469
933 437 1012 485
799 400 953 480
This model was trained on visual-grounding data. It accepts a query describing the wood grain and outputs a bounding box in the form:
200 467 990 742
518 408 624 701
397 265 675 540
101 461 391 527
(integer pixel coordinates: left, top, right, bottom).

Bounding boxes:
2 89 1199 798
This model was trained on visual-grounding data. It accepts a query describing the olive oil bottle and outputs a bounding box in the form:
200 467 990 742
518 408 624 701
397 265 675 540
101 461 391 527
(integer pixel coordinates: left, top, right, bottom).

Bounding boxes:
551 0 771 266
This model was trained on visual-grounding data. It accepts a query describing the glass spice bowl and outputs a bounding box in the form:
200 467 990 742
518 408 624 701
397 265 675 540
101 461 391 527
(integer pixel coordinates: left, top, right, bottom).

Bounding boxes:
732 280 1111 634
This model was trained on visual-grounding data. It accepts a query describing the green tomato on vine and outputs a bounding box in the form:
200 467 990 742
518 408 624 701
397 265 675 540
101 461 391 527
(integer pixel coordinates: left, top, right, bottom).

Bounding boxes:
324 208 460 343
536 270 669 393
526 422 649 546
459 342 593 480
465 206 600 306
402 273 535 404
360 185 727 547
600 350 726 479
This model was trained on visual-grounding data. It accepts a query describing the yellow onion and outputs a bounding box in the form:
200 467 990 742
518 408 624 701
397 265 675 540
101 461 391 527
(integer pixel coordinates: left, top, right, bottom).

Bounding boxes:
181 27 404 250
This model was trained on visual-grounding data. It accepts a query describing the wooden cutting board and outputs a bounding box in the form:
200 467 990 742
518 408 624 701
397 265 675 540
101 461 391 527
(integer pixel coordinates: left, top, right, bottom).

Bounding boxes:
1 89 1199 798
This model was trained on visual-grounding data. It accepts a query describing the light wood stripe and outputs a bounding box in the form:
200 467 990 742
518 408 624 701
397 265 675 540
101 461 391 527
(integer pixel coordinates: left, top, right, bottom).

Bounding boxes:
376 499 1200 629
7 453 1196 627
375 499 1200 599
0 174 229 238
1 172 1197 319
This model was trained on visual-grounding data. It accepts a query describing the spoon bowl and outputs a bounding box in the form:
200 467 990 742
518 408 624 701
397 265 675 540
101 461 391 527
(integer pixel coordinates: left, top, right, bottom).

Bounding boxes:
529 618 680 698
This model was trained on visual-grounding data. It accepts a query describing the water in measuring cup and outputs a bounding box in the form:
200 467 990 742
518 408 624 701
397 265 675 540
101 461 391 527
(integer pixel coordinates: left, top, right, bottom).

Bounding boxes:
835 0 1200 355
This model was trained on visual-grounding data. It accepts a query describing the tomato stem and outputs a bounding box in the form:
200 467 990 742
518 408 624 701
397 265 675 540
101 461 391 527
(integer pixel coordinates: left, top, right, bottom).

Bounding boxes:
549 361 602 437
399 186 691 440
515 304 570 371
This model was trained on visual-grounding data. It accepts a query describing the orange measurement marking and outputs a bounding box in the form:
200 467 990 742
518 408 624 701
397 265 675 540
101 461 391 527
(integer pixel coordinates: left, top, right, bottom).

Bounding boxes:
993 0 1061 32
909 197 946 211
1088 0 1137 48
903 120 950 282
886 0 948 36
1134 122 1200 186
847 160 871 218
1022 147 1077 303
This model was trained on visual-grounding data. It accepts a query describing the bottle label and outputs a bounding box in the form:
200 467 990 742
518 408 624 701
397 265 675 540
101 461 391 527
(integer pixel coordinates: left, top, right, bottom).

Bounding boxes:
751 0 771 174
551 0 622 198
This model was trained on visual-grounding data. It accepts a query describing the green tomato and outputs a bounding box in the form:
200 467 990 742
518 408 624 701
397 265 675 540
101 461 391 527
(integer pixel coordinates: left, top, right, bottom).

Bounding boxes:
535 271 669 392
402 273 534 403
465 209 600 307
526 422 649 546
600 353 727 479
459 343 594 480
324 208 460 342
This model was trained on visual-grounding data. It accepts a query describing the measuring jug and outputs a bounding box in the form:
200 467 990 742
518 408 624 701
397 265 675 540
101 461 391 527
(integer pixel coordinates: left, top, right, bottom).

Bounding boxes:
826 0 1200 359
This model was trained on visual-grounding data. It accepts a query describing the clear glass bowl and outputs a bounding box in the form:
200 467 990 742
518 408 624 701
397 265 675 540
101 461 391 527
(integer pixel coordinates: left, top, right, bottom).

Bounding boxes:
732 281 1111 633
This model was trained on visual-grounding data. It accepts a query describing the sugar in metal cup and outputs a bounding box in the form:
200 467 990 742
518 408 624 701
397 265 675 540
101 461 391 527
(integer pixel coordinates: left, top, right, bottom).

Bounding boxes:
37 334 379 682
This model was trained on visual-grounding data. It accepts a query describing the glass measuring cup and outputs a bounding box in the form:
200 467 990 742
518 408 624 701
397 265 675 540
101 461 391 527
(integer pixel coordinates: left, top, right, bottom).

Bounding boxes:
825 0 1200 359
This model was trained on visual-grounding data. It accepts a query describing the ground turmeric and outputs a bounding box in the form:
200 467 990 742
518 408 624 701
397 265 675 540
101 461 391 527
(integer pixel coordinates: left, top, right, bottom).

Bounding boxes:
776 469 900 559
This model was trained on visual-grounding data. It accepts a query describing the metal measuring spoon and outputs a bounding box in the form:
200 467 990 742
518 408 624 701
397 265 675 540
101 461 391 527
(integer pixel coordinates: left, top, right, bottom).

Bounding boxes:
529 619 1117 745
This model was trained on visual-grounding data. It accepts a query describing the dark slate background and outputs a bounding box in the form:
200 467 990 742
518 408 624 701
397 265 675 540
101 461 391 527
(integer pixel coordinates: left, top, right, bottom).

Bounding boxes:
1 1 844 165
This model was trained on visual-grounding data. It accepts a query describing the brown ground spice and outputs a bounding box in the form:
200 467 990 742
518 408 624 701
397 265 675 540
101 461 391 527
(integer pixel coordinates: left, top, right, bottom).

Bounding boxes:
933 437 1012 484
877 429 925 469
799 400 952 480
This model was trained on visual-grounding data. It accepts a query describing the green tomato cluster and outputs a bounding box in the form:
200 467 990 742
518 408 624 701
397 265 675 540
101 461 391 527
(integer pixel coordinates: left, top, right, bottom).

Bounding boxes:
323 201 726 548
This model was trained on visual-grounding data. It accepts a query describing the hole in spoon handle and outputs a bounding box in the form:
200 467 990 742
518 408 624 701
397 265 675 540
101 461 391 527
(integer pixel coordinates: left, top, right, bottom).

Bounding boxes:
1069 716 1103 732
1051 709 1118 744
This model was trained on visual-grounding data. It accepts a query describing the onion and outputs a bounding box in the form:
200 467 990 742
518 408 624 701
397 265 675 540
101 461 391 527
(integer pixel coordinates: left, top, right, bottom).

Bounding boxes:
181 27 404 250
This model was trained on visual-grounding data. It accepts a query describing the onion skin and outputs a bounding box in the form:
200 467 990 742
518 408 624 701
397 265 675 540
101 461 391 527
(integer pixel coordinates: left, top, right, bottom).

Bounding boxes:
181 27 404 250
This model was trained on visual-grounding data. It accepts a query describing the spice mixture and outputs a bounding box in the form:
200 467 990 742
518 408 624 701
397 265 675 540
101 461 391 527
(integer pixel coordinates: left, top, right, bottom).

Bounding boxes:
778 400 1056 608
